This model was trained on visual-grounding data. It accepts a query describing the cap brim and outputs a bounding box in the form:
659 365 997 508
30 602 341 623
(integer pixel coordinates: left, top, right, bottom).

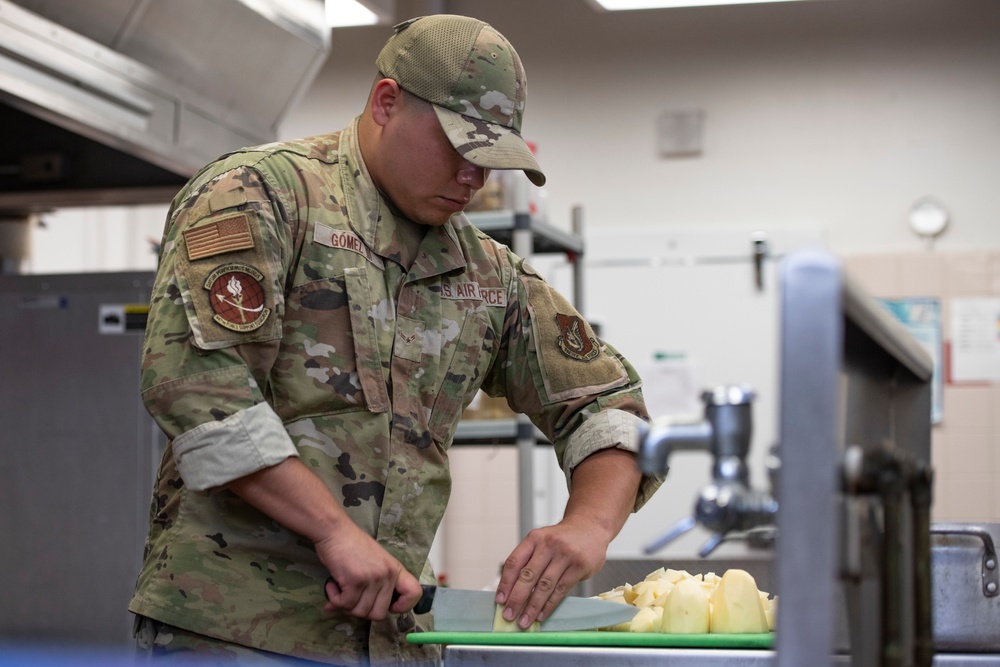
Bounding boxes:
433 105 546 187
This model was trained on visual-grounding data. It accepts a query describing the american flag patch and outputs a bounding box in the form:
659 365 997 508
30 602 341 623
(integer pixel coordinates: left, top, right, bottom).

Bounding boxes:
184 213 254 261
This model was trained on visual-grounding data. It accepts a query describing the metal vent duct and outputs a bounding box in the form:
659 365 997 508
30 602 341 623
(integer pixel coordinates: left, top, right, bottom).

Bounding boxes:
0 0 329 212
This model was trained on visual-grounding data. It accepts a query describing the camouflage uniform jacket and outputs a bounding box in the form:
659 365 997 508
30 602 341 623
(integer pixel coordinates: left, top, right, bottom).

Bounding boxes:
128 119 660 665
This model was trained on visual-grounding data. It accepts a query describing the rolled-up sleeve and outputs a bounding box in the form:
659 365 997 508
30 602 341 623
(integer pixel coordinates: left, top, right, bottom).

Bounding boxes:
172 402 298 491
562 409 664 512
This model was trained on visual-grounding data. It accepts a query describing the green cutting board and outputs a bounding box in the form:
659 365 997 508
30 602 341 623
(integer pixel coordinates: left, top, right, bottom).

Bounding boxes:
407 631 774 649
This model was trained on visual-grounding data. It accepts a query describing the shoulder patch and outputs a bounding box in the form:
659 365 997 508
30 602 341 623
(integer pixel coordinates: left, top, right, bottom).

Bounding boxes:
555 314 600 361
183 212 255 261
522 273 629 404
203 263 271 332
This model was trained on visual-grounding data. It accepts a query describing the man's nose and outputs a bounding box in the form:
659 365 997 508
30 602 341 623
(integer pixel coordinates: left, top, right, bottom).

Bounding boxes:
456 162 488 189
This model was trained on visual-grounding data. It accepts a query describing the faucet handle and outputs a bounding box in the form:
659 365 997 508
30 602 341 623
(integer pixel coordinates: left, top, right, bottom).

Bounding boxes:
698 531 727 558
643 515 697 555
699 526 778 558
636 416 713 476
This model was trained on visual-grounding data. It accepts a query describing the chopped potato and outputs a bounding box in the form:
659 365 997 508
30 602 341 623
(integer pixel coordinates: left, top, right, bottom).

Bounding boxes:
595 565 775 634
632 578 674 608
621 582 638 606
661 577 711 634
628 606 663 633
709 569 769 634
596 588 629 605
492 604 539 633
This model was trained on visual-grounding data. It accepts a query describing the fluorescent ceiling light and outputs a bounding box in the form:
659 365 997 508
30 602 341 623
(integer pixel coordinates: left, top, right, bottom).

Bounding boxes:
591 0 813 9
325 0 378 27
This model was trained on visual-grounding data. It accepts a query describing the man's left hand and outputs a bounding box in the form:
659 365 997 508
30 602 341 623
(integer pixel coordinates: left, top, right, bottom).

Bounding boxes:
494 447 642 629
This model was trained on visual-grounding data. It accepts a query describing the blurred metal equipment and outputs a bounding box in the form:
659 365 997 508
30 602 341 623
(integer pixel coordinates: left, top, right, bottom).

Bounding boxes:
638 385 778 557
0 0 329 210
637 247 935 666
776 248 934 667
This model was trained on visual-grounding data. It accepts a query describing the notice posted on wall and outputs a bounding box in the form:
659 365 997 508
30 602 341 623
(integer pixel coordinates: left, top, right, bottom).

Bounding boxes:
878 297 944 423
950 297 1000 383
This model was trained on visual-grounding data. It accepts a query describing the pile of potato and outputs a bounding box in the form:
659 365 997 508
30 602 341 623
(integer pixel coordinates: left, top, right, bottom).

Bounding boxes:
596 567 777 634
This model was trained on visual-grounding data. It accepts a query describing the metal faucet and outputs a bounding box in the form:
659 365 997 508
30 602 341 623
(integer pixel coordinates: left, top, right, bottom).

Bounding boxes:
637 384 778 557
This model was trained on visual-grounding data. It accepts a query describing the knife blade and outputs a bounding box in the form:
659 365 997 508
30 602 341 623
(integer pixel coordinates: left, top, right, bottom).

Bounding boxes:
414 586 638 632
323 579 637 632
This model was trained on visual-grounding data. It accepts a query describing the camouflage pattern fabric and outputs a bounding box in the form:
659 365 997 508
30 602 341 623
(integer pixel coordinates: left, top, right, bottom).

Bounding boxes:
129 118 659 666
134 616 340 665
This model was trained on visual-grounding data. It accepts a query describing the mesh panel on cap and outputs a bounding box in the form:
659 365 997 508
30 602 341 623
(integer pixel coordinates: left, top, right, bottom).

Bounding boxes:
382 16 484 105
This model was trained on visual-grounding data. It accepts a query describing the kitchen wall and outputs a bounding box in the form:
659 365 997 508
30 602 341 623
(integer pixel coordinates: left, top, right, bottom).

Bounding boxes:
24 0 1000 589
845 250 1000 524
281 0 1000 255
31 0 1000 269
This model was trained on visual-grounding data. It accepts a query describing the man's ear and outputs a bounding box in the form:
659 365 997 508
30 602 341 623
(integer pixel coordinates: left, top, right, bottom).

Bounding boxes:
369 78 402 127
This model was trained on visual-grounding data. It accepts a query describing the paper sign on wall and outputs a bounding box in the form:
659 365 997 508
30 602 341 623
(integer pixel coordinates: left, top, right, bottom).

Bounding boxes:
950 297 1000 383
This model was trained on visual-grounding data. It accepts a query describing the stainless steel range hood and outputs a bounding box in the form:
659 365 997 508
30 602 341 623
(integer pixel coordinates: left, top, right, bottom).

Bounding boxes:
0 0 329 212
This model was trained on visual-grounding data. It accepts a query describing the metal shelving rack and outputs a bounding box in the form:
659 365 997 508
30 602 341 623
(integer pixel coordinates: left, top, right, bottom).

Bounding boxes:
455 205 585 539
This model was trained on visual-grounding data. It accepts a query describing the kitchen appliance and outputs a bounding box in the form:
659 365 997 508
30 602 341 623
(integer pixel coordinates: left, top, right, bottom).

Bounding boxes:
0 271 160 647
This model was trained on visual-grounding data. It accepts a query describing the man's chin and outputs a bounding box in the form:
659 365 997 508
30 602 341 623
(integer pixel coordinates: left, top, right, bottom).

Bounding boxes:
417 212 458 227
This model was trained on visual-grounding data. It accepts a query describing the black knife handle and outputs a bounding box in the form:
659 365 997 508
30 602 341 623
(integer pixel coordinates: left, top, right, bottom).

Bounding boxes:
324 577 436 615
412 584 436 614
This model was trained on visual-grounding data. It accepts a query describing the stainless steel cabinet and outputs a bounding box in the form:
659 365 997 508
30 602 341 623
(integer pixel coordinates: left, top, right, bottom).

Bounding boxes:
0 271 159 647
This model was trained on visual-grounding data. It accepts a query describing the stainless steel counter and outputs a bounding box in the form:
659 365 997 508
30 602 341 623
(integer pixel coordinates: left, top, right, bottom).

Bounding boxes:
444 646 1000 666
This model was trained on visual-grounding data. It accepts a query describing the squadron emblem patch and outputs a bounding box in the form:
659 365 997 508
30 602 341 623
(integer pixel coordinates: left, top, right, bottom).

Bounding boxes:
204 263 271 332
555 313 599 362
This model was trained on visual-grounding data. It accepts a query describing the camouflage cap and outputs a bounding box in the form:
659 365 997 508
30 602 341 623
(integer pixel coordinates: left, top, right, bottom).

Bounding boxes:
376 14 546 187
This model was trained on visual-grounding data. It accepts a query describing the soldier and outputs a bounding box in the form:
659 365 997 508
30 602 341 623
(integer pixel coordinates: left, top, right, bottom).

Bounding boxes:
130 14 661 666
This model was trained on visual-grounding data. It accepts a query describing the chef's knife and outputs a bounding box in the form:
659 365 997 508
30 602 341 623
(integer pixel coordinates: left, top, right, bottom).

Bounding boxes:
413 585 637 632
324 579 636 631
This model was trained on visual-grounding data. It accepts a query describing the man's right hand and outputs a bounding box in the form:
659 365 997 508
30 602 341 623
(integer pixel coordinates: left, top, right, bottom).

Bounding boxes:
225 457 422 621
317 526 423 620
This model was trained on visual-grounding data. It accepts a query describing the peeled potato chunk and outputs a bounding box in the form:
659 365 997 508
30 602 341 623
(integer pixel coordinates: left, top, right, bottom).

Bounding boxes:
596 565 775 634
661 577 711 634
492 604 540 633
709 569 769 634
628 605 663 633
631 578 674 609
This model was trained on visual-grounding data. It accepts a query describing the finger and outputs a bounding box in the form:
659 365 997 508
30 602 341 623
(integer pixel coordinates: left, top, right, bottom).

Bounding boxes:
514 565 566 628
323 576 350 612
348 584 381 620
496 541 534 605
390 572 424 615
364 583 396 621
503 555 552 625
533 568 575 623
